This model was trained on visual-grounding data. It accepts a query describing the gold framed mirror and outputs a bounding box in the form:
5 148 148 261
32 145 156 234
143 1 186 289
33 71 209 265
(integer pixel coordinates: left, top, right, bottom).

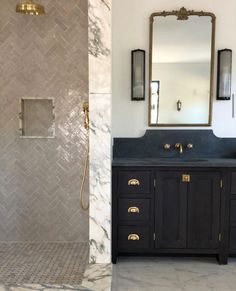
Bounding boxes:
149 7 216 127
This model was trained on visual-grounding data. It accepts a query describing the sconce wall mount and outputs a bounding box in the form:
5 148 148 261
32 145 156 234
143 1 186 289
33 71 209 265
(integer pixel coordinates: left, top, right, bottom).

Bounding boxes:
177 100 182 111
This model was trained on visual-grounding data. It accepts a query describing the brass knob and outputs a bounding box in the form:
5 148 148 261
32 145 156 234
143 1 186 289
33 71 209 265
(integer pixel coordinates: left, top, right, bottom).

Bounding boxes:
128 234 140 241
128 206 140 213
182 174 191 183
187 143 193 149
128 179 140 186
164 144 171 150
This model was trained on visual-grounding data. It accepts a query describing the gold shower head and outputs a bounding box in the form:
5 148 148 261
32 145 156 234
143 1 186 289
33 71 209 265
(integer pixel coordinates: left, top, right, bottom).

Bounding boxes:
16 0 45 16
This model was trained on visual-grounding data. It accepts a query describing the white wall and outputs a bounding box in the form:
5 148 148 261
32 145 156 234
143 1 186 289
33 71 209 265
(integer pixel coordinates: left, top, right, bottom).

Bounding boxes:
112 0 236 138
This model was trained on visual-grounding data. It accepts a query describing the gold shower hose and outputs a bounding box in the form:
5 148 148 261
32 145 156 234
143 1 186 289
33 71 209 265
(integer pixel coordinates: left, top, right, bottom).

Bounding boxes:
79 142 89 211
79 101 90 211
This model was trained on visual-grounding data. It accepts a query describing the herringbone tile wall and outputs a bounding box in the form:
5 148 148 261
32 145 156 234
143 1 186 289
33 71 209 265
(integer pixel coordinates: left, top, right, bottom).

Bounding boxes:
0 0 89 241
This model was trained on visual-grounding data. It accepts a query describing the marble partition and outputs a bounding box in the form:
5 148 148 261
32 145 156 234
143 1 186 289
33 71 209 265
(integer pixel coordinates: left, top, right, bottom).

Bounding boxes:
88 0 112 263
89 0 111 94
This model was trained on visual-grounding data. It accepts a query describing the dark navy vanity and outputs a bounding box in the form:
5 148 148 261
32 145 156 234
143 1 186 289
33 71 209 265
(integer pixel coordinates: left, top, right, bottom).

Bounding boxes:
112 130 236 264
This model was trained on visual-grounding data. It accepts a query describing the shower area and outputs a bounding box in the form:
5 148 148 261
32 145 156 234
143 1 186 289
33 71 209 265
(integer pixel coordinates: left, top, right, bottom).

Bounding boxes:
0 0 89 284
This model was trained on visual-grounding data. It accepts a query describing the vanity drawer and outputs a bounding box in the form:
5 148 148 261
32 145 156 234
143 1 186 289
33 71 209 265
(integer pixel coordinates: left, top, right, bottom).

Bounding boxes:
118 225 150 250
117 170 151 195
118 198 150 222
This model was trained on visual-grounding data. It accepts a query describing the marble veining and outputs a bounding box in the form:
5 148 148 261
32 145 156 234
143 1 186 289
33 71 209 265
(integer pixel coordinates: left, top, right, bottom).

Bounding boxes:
112 257 236 291
0 263 113 291
89 0 111 58
89 0 111 94
89 0 112 264
89 95 111 263
82 263 112 291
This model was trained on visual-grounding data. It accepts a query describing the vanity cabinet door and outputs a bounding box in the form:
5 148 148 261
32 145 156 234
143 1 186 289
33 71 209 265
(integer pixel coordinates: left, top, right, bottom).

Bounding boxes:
187 172 221 249
155 171 187 248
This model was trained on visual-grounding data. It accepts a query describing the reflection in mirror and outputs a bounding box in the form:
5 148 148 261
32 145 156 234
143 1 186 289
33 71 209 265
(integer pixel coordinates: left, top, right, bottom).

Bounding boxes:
150 81 160 124
149 8 215 126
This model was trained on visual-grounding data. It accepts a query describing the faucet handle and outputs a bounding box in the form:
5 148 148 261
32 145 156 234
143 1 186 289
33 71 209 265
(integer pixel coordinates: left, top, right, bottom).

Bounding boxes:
164 144 171 150
187 143 193 149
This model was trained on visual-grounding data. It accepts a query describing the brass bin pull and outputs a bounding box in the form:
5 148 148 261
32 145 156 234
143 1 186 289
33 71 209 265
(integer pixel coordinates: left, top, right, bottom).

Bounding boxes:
128 234 140 241
128 179 140 186
128 206 140 213
182 174 190 183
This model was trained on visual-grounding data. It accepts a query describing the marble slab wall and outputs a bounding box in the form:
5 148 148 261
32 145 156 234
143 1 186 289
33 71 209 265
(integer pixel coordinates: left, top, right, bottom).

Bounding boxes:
88 0 112 263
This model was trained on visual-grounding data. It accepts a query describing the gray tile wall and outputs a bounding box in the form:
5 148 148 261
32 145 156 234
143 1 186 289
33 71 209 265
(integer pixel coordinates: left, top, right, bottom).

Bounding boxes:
0 0 89 241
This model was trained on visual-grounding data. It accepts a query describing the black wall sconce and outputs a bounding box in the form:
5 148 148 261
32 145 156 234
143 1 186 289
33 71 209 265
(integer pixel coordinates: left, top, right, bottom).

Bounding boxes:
131 49 145 100
217 49 232 100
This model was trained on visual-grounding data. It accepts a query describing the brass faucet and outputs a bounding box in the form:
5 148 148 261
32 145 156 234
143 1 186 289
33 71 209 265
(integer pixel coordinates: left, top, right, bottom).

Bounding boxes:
175 143 183 154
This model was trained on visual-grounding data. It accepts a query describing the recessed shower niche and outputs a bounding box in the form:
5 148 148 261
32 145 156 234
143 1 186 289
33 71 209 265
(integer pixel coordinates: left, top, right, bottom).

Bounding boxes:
19 98 55 138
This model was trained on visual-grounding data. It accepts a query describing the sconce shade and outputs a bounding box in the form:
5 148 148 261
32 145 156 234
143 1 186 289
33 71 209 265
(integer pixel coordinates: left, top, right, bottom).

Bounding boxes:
217 49 232 100
131 49 145 100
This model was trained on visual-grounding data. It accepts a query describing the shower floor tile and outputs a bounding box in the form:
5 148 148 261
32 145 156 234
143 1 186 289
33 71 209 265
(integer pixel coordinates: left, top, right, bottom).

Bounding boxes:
0 242 88 285
0 284 91 291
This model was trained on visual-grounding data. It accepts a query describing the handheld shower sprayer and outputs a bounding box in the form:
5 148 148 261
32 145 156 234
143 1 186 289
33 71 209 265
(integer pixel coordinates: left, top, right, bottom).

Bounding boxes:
83 101 89 130
79 101 90 211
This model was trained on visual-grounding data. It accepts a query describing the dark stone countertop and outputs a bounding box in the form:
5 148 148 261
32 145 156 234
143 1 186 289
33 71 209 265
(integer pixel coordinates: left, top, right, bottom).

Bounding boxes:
112 158 236 168
113 130 236 160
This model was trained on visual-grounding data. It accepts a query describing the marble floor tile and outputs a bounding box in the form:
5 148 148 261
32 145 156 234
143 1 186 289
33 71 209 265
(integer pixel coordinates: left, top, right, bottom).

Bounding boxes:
82 264 112 291
112 257 236 291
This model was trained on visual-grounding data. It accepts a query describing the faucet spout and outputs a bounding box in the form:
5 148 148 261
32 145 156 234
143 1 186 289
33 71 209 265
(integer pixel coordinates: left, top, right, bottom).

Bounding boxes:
175 143 183 154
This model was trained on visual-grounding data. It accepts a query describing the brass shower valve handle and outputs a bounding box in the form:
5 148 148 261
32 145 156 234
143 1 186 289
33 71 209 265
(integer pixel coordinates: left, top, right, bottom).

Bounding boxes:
187 143 193 149
164 144 171 150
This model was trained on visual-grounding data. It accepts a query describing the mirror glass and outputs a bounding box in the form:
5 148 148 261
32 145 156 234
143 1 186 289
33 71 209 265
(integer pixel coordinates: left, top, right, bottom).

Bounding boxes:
149 9 215 126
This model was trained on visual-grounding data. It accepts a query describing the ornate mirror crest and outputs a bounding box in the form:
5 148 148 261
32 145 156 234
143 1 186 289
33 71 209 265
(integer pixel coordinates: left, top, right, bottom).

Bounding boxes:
150 7 216 22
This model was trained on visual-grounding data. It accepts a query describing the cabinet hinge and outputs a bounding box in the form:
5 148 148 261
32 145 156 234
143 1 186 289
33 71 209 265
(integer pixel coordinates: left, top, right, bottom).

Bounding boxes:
153 233 156 241
220 179 223 189
219 233 222 242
